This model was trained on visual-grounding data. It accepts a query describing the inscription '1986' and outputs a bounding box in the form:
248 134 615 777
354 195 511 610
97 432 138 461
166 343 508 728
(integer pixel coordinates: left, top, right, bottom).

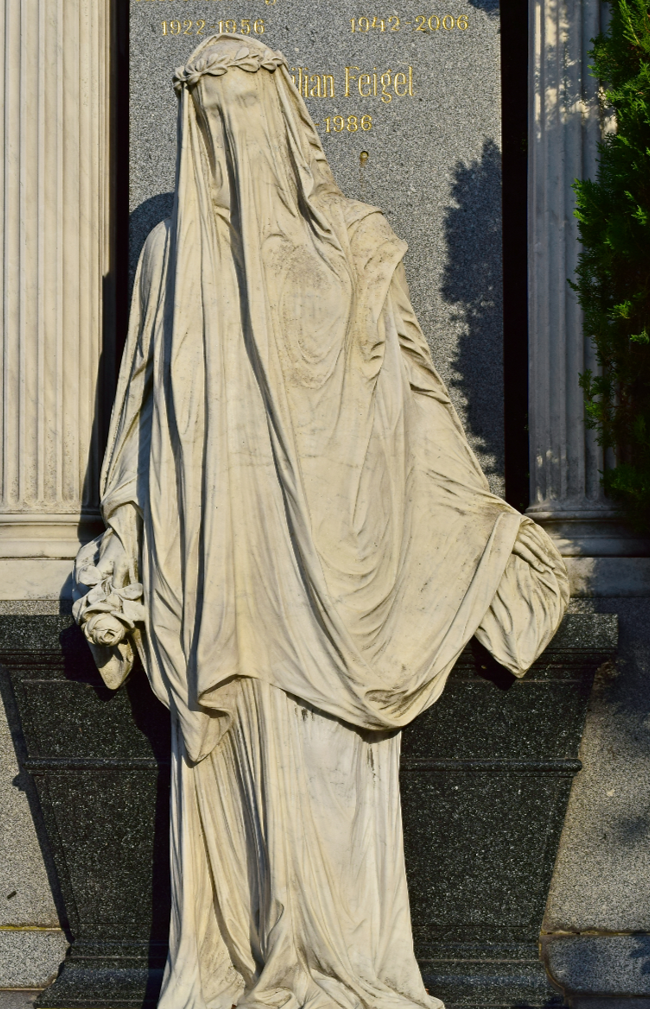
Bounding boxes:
324 115 373 132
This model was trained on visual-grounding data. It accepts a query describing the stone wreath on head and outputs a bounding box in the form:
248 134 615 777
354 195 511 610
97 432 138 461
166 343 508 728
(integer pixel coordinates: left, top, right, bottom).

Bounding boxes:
173 33 287 93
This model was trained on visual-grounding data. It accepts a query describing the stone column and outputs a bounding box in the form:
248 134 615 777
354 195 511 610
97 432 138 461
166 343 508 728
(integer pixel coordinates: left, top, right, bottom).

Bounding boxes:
526 0 650 595
0 0 112 600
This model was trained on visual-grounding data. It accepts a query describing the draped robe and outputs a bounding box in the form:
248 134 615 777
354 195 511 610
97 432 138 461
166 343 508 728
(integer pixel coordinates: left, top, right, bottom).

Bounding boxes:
90 34 570 1009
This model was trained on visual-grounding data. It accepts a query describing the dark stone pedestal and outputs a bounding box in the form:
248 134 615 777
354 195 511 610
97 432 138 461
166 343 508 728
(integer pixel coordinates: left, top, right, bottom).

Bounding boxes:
401 614 617 1007
0 617 170 1009
0 614 617 1009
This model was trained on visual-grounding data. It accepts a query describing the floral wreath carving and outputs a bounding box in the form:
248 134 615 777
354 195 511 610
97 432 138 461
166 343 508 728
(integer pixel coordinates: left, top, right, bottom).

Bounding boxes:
173 42 287 93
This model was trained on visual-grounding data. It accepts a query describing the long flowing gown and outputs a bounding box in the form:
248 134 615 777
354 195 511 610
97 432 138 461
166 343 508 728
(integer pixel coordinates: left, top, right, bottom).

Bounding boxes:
78 33 570 1009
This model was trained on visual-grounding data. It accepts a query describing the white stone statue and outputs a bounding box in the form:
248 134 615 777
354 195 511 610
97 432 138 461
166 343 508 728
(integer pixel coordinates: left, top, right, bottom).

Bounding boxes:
73 34 569 1009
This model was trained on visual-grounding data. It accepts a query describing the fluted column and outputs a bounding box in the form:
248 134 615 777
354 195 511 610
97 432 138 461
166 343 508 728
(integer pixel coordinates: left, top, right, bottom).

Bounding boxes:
527 0 650 593
0 0 112 598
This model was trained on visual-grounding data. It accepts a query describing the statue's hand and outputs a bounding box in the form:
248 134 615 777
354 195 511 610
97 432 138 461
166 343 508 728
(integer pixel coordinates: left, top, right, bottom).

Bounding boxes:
83 612 127 647
73 533 145 641
72 532 144 691
96 533 132 588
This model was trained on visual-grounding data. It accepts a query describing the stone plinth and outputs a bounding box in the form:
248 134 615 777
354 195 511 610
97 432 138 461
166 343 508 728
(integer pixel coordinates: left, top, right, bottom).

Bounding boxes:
0 614 615 1009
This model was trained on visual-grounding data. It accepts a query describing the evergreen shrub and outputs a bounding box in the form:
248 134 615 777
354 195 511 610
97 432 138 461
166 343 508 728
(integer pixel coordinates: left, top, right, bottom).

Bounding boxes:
572 0 650 530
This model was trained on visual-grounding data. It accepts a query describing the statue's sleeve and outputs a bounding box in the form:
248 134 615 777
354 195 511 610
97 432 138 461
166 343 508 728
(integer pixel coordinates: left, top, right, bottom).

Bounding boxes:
70 222 170 691
99 220 170 566
387 256 570 677
474 517 570 676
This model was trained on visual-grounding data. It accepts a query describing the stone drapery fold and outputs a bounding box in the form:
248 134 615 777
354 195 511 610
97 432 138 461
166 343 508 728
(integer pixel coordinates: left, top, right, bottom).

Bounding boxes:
98 33 569 764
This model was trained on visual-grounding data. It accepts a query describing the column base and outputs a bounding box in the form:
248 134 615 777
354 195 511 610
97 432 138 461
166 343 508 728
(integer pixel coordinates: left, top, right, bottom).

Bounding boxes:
525 507 650 558
0 513 104 599
526 507 650 597
0 561 74 601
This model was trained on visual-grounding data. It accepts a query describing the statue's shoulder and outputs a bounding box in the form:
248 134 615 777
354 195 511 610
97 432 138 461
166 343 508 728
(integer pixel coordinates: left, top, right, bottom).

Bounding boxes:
131 219 171 308
142 217 171 262
136 219 172 291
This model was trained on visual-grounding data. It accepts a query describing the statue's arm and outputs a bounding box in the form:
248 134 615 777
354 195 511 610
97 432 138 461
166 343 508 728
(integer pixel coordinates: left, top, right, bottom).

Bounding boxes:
73 221 170 686
386 255 570 675
101 221 170 532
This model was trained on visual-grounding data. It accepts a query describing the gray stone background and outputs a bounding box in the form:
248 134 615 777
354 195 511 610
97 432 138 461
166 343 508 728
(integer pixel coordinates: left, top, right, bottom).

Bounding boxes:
129 0 505 495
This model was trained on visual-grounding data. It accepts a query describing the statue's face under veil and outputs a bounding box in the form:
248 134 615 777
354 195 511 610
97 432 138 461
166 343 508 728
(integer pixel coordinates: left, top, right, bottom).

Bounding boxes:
191 59 288 212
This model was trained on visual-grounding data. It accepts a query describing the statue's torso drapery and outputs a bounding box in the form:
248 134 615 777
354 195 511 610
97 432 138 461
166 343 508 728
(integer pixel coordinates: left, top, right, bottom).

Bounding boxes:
103 209 567 764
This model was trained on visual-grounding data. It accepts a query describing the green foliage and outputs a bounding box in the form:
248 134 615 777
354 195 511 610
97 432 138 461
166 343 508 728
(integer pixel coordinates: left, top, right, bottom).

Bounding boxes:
572 0 650 530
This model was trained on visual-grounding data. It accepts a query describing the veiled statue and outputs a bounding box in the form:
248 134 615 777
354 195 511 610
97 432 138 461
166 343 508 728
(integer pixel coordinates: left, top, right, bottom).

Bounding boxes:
73 33 569 1009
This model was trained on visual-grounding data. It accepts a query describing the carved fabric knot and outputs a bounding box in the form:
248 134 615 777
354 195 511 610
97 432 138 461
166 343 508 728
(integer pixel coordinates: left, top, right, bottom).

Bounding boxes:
72 566 146 648
173 44 287 92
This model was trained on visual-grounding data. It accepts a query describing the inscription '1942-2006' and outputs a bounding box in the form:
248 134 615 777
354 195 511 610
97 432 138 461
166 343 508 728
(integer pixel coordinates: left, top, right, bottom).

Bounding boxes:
350 14 469 31
291 66 415 102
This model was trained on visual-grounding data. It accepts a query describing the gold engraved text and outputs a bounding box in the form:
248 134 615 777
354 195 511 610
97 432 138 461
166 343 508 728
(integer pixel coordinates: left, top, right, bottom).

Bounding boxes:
161 16 265 32
350 13 468 31
161 19 206 33
344 66 414 102
290 69 335 97
323 114 373 132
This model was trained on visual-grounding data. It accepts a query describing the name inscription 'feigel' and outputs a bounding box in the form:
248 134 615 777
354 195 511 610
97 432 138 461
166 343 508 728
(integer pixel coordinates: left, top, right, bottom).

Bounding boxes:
290 66 415 102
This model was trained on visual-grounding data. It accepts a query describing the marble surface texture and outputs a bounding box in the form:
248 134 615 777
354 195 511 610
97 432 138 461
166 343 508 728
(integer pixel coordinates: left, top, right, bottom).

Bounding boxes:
76 32 572 1009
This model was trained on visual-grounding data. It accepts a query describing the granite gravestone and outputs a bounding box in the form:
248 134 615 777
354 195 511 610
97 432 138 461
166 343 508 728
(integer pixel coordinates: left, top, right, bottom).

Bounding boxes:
129 0 504 493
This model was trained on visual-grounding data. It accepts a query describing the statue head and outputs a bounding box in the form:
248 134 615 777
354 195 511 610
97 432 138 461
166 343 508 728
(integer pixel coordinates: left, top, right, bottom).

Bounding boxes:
172 33 340 214
173 34 287 94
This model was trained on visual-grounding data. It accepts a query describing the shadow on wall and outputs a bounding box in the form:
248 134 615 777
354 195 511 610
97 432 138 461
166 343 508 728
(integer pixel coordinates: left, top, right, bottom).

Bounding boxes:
590 599 650 850
465 0 499 14
631 934 650 976
441 138 505 483
130 193 175 294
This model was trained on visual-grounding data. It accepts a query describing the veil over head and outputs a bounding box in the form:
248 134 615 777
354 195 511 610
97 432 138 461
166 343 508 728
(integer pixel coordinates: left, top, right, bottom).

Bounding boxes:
101 35 566 761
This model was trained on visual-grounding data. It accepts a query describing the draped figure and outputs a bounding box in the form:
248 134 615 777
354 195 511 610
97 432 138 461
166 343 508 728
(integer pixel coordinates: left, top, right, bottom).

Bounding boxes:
73 34 569 1009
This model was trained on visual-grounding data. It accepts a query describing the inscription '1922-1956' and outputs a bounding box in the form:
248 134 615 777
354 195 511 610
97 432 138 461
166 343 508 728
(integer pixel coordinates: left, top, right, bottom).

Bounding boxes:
161 17 266 33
